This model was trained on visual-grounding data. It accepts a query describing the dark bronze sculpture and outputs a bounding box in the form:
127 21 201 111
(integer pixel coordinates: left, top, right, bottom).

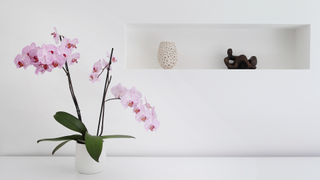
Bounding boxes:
224 48 257 69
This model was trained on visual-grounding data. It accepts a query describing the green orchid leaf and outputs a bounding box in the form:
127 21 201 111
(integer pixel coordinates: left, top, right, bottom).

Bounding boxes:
52 140 72 155
37 134 83 143
101 135 135 139
54 111 87 136
85 132 103 163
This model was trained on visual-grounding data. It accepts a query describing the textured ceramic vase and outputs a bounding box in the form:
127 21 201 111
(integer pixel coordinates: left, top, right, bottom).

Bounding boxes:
158 41 178 69
75 142 106 174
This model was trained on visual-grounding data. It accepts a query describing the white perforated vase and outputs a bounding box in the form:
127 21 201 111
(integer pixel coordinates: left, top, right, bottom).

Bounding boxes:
158 41 178 69
75 142 107 174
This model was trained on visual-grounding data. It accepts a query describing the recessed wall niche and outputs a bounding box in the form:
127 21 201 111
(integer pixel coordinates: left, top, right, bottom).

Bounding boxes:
125 24 310 69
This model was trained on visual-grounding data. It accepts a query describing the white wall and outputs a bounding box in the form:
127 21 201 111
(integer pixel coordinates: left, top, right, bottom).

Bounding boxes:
1 0 320 157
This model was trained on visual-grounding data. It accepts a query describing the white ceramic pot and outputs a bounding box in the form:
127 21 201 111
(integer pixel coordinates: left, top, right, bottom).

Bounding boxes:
158 41 178 69
75 142 106 174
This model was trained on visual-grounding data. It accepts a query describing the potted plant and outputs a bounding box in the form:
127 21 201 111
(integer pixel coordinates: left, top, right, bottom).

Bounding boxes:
14 27 160 174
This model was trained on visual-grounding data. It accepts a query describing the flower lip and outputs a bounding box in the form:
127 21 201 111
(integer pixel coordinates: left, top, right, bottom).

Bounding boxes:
18 61 24 67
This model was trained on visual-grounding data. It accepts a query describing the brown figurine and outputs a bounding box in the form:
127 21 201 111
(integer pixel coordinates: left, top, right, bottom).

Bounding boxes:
224 48 257 69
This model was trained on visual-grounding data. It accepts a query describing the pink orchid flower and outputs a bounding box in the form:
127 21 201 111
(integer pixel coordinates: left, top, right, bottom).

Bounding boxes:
40 44 65 71
89 73 100 83
111 83 128 98
144 97 152 110
51 27 60 45
35 63 53 75
135 106 152 123
106 52 117 63
60 38 78 55
92 59 102 73
37 44 59 65
67 53 80 66
133 100 143 114
144 107 160 131
121 87 142 109
144 118 160 131
14 27 81 75
51 55 66 68
21 43 40 66
38 44 66 69
58 45 71 59
14 54 31 69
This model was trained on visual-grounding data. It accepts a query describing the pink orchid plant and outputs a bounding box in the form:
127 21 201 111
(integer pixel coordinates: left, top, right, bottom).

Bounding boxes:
14 27 160 162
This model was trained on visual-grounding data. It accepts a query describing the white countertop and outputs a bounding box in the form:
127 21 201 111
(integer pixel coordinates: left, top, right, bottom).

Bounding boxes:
1 157 319 180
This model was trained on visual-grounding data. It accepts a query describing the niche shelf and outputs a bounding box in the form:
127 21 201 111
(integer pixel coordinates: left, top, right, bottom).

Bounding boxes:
125 24 310 69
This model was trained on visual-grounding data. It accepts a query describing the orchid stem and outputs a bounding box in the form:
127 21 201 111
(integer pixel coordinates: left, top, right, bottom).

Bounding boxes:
96 48 114 136
64 61 82 122
99 76 112 136
105 97 121 103
62 67 68 74
60 35 82 122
